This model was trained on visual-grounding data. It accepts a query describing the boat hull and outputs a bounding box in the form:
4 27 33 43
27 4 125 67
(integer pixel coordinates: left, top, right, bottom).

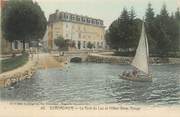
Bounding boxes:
119 74 152 82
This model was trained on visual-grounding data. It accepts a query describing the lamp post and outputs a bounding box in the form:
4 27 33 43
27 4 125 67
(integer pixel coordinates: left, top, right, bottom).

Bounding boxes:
37 39 42 60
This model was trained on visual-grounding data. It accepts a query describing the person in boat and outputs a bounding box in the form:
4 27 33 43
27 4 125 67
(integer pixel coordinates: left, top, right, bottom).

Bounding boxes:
122 71 127 75
132 68 138 78
122 71 130 77
122 71 126 76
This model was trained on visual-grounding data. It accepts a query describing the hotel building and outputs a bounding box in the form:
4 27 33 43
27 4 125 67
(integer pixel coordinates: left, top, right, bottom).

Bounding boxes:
48 10 106 50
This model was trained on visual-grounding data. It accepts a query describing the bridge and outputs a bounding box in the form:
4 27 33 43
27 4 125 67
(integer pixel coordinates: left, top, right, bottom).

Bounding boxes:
64 52 89 62
51 50 114 63
52 51 90 62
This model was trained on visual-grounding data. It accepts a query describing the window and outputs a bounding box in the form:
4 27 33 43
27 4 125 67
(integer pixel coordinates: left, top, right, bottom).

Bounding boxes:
87 19 91 23
91 20 94 24
14 41 18 49
59 15 62 19
79 33 81 38
83 41 86 48
63 13 65 19
93 42 96 48
96 21 99 25
65 15 69 19
77 17 80 21
56 33 59 36
71 15 75 20
100 21 103 25
82 17 86 22
92 20 96 24
97 42 99 47
101 42 103 46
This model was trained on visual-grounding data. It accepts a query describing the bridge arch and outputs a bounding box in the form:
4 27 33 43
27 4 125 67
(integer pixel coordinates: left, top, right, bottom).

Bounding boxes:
70 57 82 63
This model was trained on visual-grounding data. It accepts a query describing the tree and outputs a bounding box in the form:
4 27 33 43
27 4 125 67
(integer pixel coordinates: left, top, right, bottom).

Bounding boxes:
175 8 180 20
106 3 179 57
175 8 180 50
154 4 179 56
128 7 140 50
2 0 47 51
54 36 67 51
119 8 130 50
87 42 93 49
107 8 141 52
107 19 119 50
78 41 81 49
145 3 155 24
145 2 157 52
168 13 179 52
105 30 110 47
129 7 136 23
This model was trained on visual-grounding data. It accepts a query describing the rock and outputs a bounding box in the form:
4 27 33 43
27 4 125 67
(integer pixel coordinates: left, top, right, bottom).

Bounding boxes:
0 60 36 87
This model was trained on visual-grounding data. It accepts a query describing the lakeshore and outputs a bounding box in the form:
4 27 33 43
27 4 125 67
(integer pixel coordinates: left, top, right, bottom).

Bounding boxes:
0 53 66 88
85 52 180 64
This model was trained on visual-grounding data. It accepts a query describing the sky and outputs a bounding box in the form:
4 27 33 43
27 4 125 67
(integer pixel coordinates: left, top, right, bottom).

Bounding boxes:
34 0 180 27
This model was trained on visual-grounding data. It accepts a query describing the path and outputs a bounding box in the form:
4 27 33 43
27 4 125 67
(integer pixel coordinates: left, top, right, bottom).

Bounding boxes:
36 53 65 69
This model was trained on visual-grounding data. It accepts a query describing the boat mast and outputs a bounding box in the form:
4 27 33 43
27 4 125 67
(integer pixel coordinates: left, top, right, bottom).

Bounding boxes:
143 21 149 75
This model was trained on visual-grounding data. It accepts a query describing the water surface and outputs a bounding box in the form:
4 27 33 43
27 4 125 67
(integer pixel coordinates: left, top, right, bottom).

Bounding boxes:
0 63 180 106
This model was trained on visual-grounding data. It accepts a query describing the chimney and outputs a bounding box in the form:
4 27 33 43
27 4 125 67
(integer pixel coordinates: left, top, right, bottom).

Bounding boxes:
55 9 59 20
55 9 59 14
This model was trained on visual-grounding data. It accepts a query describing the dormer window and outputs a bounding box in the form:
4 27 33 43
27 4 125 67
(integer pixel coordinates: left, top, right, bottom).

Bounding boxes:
92 20 96 24
71 15 75 20
100 21 103 25
65 14 69 20
87 19 91 23
76 16 81 21
82 17 86 22
96 20 100 25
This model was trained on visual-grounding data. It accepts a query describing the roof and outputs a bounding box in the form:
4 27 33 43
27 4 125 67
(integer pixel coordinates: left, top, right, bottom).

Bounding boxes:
48 10 105 27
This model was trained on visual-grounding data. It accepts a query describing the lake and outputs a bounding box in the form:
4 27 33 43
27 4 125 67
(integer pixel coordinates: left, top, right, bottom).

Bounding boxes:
0 63 180 106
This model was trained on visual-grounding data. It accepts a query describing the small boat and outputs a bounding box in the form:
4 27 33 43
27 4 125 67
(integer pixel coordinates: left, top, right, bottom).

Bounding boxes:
119 21 152 82
119 74 152 82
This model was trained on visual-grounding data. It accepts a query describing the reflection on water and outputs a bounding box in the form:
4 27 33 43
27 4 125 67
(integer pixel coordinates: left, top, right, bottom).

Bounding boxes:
0 63 180 106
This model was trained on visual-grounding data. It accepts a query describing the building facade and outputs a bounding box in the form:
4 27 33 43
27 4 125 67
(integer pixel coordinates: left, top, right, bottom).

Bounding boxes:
48 10 106 50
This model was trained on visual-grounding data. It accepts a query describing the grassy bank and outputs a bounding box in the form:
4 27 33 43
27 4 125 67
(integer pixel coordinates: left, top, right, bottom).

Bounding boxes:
1 53 29 73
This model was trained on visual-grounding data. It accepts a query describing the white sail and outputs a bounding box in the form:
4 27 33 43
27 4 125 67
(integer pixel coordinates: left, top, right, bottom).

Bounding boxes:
131 22 149 74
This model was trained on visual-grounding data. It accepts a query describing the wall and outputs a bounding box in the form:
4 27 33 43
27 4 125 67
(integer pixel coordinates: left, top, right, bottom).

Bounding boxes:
0 59 37 87
87 54 180 64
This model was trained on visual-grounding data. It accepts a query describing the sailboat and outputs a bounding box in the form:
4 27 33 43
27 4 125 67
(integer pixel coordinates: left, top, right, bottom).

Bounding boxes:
119 21 152 82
